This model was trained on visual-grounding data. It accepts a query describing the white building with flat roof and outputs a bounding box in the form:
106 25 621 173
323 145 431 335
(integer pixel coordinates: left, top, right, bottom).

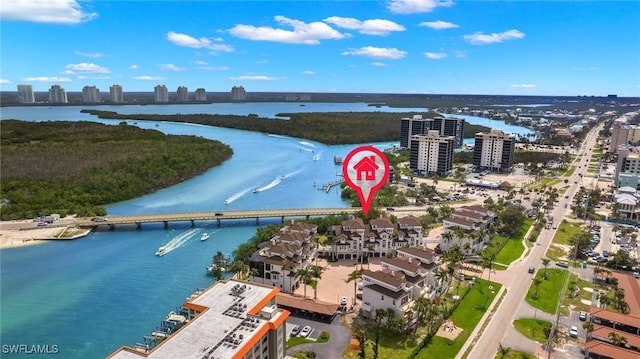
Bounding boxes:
82 85 101 103
110 84 124 103
472 129 515 173
108 280 290 359
154 85 169 102
17 85 35 103
48 84 68 103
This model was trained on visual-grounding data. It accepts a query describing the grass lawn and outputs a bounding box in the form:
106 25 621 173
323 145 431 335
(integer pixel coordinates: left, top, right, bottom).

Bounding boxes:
287 337 314 348
562 166 576 177
513 318 552 343
415 279 502 359
552 221 586 245
546 244 567 262
560 273 594 316
491 219 533 268
526 269 568 314
496 350 537 359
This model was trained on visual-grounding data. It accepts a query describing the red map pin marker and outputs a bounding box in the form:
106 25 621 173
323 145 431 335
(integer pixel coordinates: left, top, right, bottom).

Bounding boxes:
342 146 390 216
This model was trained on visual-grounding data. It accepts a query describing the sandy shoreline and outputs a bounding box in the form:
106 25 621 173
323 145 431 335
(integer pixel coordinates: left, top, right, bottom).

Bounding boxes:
0 221 92 250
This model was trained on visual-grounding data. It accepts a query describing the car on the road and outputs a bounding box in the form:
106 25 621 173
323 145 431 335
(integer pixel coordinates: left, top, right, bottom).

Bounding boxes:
579 311 587 321
552 224 557 229
299 326 312 338
290 325 301 336
528 267 535 274
556 261 569 268
569 325 579 338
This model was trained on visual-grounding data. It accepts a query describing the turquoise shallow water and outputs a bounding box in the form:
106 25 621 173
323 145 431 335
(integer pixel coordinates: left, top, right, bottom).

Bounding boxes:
0 103 534 358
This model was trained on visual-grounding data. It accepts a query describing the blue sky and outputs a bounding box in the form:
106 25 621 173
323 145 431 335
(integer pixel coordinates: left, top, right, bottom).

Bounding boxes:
1 0 639 96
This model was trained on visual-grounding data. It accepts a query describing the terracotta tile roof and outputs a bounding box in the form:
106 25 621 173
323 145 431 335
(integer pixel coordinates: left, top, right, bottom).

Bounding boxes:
591 324 640 348
342 218 366 230
370 218 394 229
276 293 339 316
610 271 640 316
590 307 640 328
397 246 435 262
362 269 406 288
382 256 421 274
397 215 421 227
585 338 640 358
363 283 410 300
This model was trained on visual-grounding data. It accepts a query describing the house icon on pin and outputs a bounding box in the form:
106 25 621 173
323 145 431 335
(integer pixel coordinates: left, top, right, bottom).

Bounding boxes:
353 156 379 181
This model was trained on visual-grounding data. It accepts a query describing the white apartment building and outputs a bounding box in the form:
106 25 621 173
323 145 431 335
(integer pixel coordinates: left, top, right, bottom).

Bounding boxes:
48 84 68 103
110 84 124 103
360 246 442 322
82 85 101 103
194 88 207 101
231 86 246 101
176 86 188 102
17 85 35 103
472 129 515 173
154 85 169 102
409 130 455 177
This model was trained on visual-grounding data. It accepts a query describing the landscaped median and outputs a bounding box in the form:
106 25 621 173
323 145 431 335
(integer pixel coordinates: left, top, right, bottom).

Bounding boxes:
513 318 553 344
484 219 533 270
526 268 569 314
545 220 588 264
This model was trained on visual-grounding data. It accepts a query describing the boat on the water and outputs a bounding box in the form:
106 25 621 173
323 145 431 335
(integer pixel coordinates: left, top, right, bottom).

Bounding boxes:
200 233 210 241
253 188 259 193
155 246 166 256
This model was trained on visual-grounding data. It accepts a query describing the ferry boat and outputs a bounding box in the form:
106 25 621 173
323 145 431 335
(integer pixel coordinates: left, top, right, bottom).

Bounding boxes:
155 246 166 256
200 233 210 241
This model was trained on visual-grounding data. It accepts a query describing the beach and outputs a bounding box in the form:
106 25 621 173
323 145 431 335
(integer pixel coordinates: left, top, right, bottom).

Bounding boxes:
0 218 91 249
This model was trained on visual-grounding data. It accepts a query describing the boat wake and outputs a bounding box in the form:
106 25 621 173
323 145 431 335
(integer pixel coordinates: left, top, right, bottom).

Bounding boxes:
156 228 200 256
282 169 303 179
313 153 321 161
253 176 283 193
267 134 287 139
298 141 316 148
224 188 252 205
297 147 314 153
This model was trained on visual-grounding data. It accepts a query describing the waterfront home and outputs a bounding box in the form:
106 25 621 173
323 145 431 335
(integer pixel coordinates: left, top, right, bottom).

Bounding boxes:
359 246 444 323
248 221 318 294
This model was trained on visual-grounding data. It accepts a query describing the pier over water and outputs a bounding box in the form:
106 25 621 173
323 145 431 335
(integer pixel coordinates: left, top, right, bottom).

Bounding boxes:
77 207 361 230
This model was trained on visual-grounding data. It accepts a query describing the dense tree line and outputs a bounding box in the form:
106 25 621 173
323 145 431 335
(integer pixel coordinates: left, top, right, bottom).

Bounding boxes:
82 110 490 145
0 120 233 220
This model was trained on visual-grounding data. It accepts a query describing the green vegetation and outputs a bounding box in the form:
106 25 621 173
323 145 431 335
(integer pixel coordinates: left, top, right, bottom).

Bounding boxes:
415 280 502 358
287 337 314 348
526 269 569 314
560 273 593 315
494 237 525 265
483 219 532 268
495 350 537 359
552 221 585 245
0 120 233 220
513 319 553 343
82 109 492 145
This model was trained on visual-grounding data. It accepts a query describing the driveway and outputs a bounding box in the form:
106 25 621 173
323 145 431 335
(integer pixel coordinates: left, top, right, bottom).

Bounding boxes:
285 313 352 359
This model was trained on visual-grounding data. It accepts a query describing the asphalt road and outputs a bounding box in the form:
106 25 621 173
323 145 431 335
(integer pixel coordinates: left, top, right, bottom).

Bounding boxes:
463 124 603 358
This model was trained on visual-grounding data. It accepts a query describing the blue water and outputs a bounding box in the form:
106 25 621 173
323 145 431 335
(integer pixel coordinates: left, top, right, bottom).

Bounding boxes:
0 103 534 358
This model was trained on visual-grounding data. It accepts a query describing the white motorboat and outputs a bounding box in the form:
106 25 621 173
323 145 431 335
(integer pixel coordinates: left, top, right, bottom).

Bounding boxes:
155 246 166 256
200 233 210 241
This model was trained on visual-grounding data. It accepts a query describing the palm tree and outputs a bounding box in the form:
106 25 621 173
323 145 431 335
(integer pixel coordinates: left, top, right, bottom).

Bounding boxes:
608 332 628 347
230 260 248 280
497 342 511 359
599 293 611 309
533 277 543 298
582 321 594 341
442 231 454 250
480 252 495 285
347 270 362 306
310 265 323 300
541 258 550 280
296 268 311 298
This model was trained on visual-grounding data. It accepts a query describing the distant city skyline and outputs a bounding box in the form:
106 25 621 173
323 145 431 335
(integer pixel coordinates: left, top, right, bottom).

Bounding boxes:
1 1 639 96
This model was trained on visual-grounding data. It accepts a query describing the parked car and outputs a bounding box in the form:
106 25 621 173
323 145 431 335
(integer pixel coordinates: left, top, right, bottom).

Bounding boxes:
556 261 569 268
528 267 535 274
299 326 312 338
340 296 348 306
634 272 639 278
569 325 579 338
290 325 301 336
579 311 587 321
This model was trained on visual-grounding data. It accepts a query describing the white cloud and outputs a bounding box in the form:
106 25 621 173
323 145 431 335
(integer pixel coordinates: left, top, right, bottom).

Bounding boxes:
133 76 166 81
229 15 347 45
23 76 72 82
419 20 459 30
255 60 269 64
424 52 447 59
387 0 454 14
65 62 110 73
167 31 235 52
302 70 315 75
74 50 104 58
193 60 208 65
129 64 138 70
199 66 229 71
158 64 187 72
463 29 525 45
1 0 97 24
323 17 405 36
510 84 536 88
229 75 284 81
453 50 467 58
342 46 407 59
371 62 388 67
0 79 12 84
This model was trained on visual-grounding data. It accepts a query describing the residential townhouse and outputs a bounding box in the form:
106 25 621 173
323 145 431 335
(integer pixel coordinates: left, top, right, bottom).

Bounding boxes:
360 246 443 322
440 205 497 253
320 216 424 260
248 222 318 294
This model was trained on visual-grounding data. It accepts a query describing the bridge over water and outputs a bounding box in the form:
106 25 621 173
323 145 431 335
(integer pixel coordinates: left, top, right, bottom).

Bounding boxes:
76 207 362 230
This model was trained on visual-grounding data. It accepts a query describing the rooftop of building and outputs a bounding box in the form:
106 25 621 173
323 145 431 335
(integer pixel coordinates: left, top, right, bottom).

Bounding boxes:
108 280 288 359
